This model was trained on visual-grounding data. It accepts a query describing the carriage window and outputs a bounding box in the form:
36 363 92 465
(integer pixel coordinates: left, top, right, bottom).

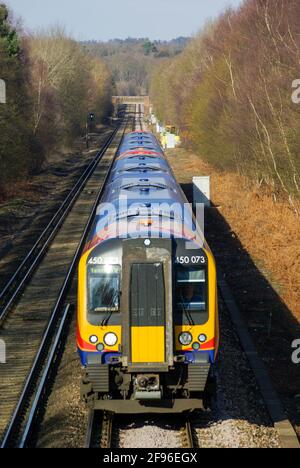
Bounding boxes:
175 266 206 313
88 265 120 313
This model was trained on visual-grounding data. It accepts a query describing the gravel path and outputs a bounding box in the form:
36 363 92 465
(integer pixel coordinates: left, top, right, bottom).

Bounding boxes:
194 298 279 448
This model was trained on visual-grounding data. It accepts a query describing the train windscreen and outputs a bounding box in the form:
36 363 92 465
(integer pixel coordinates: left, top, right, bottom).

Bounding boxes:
88 265 120 313
175 266 208 324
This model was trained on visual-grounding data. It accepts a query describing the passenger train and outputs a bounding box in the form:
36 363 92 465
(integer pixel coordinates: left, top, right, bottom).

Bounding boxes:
77 123 219 413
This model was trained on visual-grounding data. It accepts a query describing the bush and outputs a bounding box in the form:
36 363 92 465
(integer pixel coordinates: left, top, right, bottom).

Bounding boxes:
0 4 34 195
27 29 113 148
150 0 300 200
0 8 113 198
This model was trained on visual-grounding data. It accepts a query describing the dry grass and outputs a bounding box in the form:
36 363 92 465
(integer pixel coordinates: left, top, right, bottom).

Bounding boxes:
167 148 300 322
0 180 42 204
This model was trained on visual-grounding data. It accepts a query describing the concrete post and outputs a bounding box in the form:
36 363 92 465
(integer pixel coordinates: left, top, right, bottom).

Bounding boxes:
0 79 6 104
193 176 211 208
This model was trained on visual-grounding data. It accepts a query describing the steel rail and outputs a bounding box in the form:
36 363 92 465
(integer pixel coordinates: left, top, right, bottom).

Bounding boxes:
85 410 95 448
180 419 195 449
85 410 114 449
20 303 71 448
100 411 114 448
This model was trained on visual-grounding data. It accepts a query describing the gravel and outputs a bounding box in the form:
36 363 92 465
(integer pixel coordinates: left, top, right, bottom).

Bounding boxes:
116 416 180 448
194 298 280 448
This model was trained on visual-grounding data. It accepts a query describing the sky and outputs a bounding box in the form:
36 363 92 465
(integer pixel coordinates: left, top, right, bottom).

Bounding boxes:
5 0 244 41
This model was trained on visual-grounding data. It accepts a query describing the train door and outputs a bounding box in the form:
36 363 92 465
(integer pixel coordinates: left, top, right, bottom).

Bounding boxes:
121 239 173 370
130 263 165 363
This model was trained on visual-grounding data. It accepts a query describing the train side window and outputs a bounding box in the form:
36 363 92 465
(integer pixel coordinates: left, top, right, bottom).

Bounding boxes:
175 266 206 313
88 265 120 313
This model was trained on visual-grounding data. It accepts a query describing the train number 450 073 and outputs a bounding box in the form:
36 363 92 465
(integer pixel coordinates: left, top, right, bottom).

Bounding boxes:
176 256 206 265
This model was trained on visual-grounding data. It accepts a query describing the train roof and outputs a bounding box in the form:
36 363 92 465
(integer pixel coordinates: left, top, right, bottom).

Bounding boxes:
103 175 179 202
112 158 169 173
116 151 164 161
119 132 162 154
110 170 171 185
85 132 200 245
102 134 186 209
124 131 157 139
119 143 161 153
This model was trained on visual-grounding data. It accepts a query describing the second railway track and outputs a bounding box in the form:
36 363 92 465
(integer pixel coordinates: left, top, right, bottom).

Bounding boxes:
0 127 118 326
0 106 136 447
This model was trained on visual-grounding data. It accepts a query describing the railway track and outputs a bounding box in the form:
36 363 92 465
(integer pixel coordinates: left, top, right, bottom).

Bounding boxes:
0 127 118 327
179 419 196 448
85 412 196 449
84 399 197 450
84 107 197 452
0 105 137 448
137 104 143 131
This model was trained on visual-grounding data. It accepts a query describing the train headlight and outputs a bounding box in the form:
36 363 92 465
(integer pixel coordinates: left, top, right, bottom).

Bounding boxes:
89 335 98 344
199 334 207 343
179 332 192 346
97 343 104 352
104 332 118 347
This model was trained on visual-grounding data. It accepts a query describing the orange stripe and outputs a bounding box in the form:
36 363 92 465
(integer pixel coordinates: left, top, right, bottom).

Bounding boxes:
76 327 95 351
117 150 162 160
201 338 215 350
83 222 199 254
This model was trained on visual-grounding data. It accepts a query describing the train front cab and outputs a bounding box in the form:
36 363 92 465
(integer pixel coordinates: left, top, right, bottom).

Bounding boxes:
78 237 219 414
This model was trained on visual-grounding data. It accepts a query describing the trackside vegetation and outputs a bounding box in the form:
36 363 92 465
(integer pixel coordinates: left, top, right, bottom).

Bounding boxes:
0 4 113 199
150 0 300 201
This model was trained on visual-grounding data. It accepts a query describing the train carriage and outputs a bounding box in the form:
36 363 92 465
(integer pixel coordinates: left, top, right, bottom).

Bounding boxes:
77 131 219 413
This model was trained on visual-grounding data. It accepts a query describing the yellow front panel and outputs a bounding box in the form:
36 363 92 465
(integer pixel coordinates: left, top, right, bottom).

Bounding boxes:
131 326 165 363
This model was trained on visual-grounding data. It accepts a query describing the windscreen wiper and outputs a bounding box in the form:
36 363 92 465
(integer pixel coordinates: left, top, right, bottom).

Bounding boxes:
101 292 119 327
179 292 195 327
